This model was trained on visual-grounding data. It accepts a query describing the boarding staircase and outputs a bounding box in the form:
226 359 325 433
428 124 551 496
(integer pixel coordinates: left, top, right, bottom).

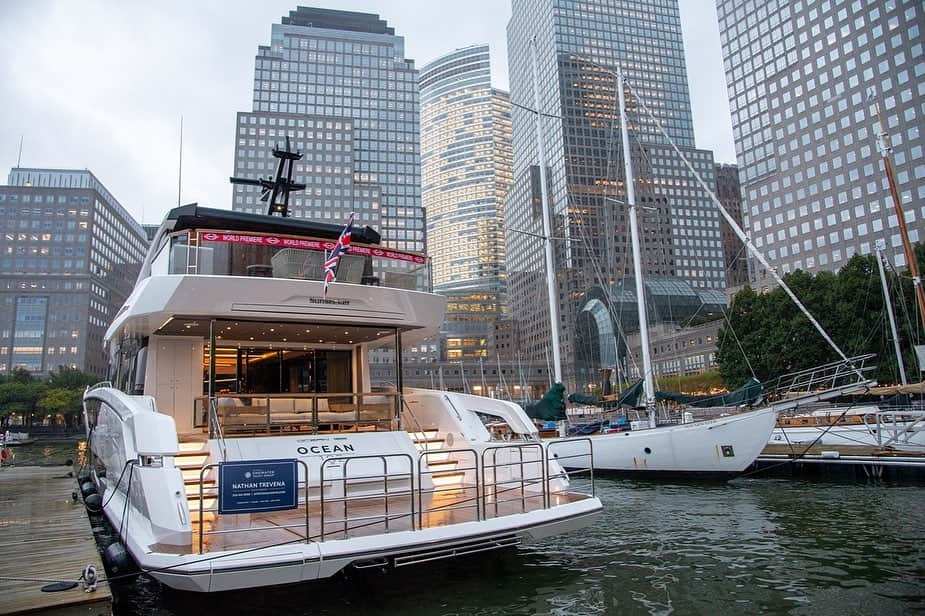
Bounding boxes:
175 438 216 539
408 429 468 490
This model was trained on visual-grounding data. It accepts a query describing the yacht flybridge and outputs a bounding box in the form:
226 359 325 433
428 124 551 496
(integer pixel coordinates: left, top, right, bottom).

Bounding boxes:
83 205 601 592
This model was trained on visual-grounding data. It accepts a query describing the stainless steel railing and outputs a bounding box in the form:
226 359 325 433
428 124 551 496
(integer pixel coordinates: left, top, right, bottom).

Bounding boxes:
207 397 227 462
417 448 479 526
188 440 596 554
319 454 415 541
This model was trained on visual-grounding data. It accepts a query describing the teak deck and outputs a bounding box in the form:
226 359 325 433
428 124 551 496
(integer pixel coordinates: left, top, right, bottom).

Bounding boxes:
0 466 111 615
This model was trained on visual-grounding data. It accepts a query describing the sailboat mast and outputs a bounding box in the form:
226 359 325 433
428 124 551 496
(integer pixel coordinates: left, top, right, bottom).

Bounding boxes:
873 100 925 331
876 242 908 385
616 68 657 427
530 35 563 385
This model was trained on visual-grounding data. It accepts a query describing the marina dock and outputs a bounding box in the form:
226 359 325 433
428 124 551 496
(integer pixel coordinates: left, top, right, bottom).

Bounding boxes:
0 466 111 615
751 444 925 481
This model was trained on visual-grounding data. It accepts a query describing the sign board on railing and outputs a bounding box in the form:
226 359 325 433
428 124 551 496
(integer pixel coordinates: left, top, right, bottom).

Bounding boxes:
218 459 298 514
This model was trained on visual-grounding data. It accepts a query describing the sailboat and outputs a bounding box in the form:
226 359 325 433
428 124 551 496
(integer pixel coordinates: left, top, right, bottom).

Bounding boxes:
532 56 875 478
767 93 925 454
769 247 925 451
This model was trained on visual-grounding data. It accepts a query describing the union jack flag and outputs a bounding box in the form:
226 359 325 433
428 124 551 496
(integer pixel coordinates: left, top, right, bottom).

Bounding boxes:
323 213 354 297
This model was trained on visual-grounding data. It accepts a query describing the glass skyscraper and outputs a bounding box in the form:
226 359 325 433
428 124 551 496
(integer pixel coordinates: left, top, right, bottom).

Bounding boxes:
420 45 512 360
506 0 724 388
232 7 423 256
717 0 924 284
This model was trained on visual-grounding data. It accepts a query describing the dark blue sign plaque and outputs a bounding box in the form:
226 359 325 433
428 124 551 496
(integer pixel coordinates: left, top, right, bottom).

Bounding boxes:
218 459 298 515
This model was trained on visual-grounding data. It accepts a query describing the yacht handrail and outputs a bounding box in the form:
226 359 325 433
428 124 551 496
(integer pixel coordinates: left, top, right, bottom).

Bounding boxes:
401 398 429 452
186 442 596 554
481 443 545 519
319 453 415 541
86 381 113 393
876 408 925 448
417 448 479 524
544 438 596 507
765 354 876 399
196 392 399 435
208 397 228 462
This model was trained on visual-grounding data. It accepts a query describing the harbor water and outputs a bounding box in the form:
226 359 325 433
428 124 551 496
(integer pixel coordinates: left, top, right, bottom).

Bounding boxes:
10 442 924 615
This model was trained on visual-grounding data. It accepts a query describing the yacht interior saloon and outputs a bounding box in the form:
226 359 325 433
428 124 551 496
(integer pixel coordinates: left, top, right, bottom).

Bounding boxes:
83 204 602 592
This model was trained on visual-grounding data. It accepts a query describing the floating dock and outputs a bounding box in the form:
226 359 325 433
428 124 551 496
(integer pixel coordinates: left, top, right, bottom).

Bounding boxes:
0 466 111 615
751 444 925 481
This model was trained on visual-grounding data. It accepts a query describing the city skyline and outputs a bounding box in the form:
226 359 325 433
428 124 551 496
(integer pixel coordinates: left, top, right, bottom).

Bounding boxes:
0 0 734 228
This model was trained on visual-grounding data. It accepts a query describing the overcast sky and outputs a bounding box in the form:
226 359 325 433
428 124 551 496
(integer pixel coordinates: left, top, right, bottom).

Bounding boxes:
0 0 734 226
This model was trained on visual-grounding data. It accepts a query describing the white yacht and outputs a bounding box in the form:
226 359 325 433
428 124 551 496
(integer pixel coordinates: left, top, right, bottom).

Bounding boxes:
82 204 601 592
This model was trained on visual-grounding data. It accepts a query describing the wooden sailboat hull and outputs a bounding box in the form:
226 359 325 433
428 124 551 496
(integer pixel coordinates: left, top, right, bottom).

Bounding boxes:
549 406 777 479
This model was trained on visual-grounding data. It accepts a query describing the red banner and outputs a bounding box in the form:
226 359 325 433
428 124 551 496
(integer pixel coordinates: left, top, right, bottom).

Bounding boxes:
199 232 426 265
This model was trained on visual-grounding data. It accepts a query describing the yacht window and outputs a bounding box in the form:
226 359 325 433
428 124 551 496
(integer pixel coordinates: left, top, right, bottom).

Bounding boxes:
168 234 191 274
115 335 149 395
151 241 170 275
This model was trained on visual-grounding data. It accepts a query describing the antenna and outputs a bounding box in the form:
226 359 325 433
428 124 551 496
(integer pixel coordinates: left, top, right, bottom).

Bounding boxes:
177 117 183 206
16 136 23 167
229 136 306 217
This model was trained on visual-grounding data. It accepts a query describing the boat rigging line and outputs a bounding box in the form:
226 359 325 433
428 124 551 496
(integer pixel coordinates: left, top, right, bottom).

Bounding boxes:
619 75 864 380
740 399 866 478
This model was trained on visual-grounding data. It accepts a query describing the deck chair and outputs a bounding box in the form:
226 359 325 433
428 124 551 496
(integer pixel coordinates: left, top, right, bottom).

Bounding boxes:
336 254 366 284
301 250 326 280
271 248 311 279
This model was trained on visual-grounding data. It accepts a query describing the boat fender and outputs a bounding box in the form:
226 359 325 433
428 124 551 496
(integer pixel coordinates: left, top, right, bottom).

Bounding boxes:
103 542 135 576
79 564 97 592
80 481 97 498
84 492 102 513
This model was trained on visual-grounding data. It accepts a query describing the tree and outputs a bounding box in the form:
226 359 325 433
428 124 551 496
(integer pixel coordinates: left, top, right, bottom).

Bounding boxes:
0 380 47 428
47 366 99 390
717 245 925 389
38 387 84 428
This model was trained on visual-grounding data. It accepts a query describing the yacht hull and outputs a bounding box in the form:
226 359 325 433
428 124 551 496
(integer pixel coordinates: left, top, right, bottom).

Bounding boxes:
549 407 777 478
105 495 601 592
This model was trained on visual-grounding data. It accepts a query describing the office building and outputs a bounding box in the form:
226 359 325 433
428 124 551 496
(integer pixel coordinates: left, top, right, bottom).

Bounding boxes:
717 0 925 284
715 164 749 289
0 168 147 376
232 7 423 258
506 0 725 388
420 45 512 360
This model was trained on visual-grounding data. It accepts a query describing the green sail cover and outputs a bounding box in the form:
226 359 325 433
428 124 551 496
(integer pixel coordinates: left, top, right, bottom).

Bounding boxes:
617 379 646 408
656 378 763 408
567 392 597 405
524 383 567 421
